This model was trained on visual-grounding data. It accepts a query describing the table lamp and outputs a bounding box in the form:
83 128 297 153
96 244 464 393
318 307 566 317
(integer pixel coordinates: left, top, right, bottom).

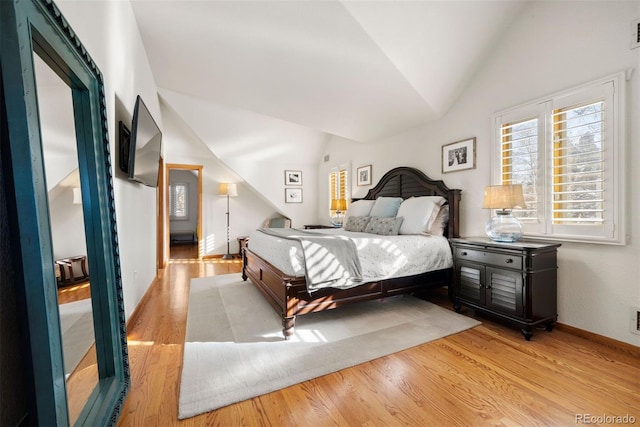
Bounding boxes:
482 184 526 242
330 198 347 227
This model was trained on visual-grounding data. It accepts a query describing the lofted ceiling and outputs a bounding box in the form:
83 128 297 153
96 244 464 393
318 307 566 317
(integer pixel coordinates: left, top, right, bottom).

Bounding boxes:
130 0 527 149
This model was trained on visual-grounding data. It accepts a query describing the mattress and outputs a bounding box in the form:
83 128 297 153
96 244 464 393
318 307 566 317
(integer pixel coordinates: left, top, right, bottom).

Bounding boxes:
248 228 453 280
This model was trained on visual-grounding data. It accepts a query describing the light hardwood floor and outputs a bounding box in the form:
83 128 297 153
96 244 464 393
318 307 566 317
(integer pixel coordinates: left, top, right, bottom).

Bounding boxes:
109 256 638 426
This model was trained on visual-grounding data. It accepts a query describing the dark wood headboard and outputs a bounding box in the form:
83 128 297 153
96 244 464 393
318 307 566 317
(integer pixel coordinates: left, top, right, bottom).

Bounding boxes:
358 166 461 238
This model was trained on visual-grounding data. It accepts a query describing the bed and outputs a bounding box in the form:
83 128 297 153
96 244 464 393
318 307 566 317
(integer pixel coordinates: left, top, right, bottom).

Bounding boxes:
242 166 461 338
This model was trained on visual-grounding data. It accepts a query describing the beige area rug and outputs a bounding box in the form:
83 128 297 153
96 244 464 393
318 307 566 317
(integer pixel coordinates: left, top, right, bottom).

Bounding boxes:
178 273 480 420
59 298 94 376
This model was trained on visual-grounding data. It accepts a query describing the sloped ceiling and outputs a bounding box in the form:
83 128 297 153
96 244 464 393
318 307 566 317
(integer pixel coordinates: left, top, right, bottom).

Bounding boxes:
131 0 527 149
34 55 80 194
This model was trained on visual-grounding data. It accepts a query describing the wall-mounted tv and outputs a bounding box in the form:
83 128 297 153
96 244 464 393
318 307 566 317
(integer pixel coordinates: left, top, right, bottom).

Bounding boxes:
118 120 131 174
121 95 162 187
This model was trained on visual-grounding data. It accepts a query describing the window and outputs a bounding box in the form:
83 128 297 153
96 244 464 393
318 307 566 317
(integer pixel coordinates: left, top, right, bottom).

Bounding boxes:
329 164 349 216
169 183 189 220
492 73 625 245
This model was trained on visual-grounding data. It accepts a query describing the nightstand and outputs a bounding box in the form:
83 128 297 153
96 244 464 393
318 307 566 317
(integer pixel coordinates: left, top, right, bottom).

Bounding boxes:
450 237 561 341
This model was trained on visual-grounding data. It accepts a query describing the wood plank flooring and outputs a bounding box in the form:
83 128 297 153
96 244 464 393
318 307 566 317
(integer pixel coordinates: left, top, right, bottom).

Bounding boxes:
111 257 639 426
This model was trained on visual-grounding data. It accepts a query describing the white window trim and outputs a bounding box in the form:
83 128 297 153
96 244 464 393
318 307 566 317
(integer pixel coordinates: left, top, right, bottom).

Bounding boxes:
491 72 627 245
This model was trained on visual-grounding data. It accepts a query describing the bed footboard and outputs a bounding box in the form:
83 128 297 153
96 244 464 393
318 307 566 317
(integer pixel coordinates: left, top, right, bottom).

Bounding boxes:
242 247 304 338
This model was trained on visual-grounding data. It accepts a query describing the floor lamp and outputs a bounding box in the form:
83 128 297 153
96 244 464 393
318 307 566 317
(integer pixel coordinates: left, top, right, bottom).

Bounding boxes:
218 183 238 259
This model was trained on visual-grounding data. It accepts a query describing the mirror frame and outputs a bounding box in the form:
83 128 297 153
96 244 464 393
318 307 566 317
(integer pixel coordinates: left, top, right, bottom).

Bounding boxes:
0 0 129 425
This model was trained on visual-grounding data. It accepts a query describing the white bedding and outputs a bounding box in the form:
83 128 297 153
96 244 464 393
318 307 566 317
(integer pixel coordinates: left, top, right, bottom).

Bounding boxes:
248 228 453 281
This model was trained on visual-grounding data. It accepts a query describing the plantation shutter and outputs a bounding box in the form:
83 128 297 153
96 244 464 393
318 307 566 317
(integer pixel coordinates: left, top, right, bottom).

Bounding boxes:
339 169 347 200
329 171 337 201
499 117 539 223
548 79 616 240
551 101 605 225
169 183 188 219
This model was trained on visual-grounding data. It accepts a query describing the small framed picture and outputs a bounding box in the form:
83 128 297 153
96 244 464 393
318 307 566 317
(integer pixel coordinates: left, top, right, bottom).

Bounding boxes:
356 165 372 186
442 137 476 173
284 170 302 186
285 187 303 203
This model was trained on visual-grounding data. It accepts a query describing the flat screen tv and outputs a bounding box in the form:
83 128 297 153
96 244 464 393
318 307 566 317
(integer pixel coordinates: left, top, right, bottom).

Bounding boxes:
118 120 131 174
124 95 162 187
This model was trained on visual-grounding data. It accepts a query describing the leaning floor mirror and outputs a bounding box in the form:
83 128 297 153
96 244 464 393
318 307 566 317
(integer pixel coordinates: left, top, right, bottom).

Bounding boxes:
1 0 129 425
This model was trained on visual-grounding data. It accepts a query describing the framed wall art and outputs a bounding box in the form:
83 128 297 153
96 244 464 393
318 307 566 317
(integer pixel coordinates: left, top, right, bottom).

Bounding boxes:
284 170 302 186
442 137 476 173
285 187 303 203
356 165 372 186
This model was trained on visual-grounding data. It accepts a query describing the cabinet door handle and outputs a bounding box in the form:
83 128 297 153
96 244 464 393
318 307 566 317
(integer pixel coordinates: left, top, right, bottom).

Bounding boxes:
505 258 513 263
461 251 467 256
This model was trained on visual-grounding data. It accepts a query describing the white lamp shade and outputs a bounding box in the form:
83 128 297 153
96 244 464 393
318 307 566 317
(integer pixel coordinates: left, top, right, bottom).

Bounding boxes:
218 183 238 197
482 184 526 210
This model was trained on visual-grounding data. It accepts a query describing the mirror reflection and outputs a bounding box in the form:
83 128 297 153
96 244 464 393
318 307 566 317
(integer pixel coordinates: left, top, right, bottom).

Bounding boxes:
33 54 99 424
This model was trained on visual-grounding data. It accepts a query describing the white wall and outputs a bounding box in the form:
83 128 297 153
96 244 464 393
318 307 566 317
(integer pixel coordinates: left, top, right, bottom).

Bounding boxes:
49 188 86 260
161 100 277 256
322 1 640 346
159 88 325 228
56 0 162 318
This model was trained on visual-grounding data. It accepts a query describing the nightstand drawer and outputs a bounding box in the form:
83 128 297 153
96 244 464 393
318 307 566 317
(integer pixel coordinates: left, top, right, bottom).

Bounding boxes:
455 247 522 270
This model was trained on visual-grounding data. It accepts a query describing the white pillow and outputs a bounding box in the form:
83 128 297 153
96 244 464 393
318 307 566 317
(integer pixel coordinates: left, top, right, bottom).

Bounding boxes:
344 200 375 220
369 197 403 217
396 196 446 235
428 205 449 236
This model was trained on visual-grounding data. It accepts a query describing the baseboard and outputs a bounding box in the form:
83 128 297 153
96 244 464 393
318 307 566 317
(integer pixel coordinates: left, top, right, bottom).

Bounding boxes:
170 232 196 244
201 254 240 260
556 323 640 358
125 275 158 330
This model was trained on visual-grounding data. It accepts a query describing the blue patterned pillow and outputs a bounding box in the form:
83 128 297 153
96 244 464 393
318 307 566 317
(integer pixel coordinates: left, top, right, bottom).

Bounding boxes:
344 216 371 232
364 216 404 235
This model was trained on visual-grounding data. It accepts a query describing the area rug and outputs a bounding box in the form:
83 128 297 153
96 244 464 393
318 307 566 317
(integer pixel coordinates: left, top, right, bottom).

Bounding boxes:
59 298 95 376
178 273 480 419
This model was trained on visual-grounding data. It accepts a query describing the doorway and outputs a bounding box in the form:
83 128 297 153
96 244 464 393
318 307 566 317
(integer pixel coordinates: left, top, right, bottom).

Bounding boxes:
163 164 203 264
